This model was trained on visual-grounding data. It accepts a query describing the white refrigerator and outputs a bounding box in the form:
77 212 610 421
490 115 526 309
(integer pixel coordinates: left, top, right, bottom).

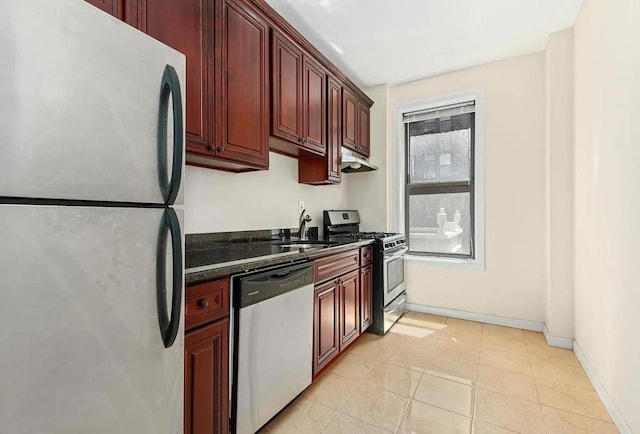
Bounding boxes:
0 1 186 433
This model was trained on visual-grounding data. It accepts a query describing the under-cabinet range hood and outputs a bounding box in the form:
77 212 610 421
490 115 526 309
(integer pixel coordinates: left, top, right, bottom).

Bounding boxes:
341 147 378 173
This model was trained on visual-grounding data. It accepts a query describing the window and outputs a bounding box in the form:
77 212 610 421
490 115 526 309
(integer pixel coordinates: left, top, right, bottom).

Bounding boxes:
404 101 476 258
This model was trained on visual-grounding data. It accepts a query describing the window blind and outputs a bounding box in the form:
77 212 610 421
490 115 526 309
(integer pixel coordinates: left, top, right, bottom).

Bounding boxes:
403 101 475 124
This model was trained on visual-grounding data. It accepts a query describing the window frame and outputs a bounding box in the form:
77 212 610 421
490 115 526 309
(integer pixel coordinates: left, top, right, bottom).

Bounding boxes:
392 90 485 270
404 110 476 259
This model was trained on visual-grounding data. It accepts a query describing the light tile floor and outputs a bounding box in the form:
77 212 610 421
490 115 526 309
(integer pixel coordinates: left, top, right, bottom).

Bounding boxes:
261 311 618 434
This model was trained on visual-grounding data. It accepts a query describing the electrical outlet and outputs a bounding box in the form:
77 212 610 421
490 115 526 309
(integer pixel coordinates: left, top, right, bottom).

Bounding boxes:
298 201 305 214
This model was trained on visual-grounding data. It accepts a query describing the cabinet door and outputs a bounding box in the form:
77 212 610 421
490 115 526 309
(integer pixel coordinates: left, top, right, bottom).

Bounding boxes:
327 76 342 182
313 280 340 375
357 100 371 157
342 87 358 152
302 55 326 154
297 74 340 185
143 0 213 155
185 319 229 434
85 0 123 19
217 0 269 167
271 31 303 145
360 265 373 331
339 270 360 350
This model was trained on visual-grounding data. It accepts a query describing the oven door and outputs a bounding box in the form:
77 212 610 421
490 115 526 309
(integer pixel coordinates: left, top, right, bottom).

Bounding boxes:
383 246 408 306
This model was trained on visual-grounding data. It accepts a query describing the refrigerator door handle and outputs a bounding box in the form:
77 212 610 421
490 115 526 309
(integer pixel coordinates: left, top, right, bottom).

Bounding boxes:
156 208 183 348
158 64 184 206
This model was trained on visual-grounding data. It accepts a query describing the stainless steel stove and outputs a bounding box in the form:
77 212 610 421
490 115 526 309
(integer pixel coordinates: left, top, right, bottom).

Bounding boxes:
323 210 407 334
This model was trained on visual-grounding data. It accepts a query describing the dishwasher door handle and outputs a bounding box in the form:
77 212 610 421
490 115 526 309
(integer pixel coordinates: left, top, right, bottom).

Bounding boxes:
237 264 314 309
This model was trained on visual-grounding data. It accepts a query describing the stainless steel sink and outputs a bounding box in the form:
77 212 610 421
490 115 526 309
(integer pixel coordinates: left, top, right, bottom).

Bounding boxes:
279 243 330 249
276 240 335 249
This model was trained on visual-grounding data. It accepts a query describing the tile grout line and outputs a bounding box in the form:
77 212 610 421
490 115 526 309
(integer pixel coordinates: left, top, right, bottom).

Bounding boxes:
393 370 426 433
318 349 382 433
470 376 480 434
336 382 410 433
537 403 619 426
331 352 398 433
290 316 610 434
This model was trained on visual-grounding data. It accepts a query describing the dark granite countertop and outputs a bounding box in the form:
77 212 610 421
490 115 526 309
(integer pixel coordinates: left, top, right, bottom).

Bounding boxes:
185 228 374 285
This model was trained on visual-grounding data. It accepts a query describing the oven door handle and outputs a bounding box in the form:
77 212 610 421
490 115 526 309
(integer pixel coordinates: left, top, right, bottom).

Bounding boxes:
384 246 408 261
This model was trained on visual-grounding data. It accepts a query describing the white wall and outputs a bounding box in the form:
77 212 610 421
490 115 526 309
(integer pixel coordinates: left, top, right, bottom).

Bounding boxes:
346 84 390 232
574 0 640 431
544 29 575 341
184 152 348 235
389 54 547 323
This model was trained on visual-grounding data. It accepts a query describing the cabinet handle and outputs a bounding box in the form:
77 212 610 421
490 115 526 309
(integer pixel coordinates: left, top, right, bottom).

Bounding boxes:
353 256 358 262
217 145 225 153
197 299 209 309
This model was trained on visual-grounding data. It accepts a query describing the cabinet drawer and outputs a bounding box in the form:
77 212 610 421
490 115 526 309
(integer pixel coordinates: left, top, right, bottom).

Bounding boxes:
314 249 360 284
360 245 373 266
185 278 230 331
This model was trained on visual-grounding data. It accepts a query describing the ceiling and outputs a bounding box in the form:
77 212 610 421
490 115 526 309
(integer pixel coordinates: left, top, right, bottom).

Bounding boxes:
264 0 583 87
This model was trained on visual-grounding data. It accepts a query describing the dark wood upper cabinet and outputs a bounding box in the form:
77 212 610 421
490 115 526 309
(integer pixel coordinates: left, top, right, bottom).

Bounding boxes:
298 75 340 185
91 0 373 174
313 280 340 375
85 0 141 27
342 86 371 157
342 87 358 152
142 0 268 172
357 100 371 157
216 0 270 169
360 264 373 332
85 0 123 19
184 319 229 434
327 77 342 182
302 55 326 154
271 31 303 145
143 0 213 155
270 32 326 158
339 270 360 350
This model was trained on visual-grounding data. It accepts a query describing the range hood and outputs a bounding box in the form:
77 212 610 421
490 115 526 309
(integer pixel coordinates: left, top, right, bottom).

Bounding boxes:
341 147 378 173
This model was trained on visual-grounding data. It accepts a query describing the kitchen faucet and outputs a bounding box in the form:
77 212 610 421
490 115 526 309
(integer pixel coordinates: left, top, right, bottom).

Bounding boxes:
298 209 312 241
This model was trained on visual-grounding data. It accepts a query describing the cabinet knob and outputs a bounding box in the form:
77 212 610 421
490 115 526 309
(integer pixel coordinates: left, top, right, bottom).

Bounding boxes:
206 144 214 152
298 137 304 143
353 256 358 261
197 299 209 309
217 145 225 153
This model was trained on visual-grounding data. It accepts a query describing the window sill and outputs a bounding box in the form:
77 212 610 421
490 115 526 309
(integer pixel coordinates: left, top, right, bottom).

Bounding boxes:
406 254 485 271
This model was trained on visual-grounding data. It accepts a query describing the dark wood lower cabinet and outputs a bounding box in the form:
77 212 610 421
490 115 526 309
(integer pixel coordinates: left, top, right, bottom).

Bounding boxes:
313 247 373 376
360 264 373 332
339 270 360 349
313 280 340 374
184 319 229 434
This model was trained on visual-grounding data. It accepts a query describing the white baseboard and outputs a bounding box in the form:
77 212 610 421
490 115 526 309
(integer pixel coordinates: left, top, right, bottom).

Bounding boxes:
542 324 573 349
405 303 544 331
573 341 632 434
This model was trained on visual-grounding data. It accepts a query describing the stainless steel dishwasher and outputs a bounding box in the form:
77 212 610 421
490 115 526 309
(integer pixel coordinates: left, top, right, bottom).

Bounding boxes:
230 261 314 434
